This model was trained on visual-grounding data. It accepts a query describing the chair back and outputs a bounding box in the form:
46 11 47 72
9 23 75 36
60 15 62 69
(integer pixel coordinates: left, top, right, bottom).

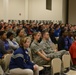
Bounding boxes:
3 54 13 72
62 54 71 69
51 58 61 75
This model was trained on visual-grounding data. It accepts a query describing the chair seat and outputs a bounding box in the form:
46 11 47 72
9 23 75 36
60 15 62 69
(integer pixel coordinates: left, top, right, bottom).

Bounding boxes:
43 65 50 68
39 66 44 71
0 66 4 75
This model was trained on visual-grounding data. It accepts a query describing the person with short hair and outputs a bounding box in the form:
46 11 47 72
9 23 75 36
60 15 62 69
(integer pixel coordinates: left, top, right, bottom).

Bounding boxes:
0 31 12 59
0 31 12 70
40 31 66 58
58 31 68 51
7 32 19 50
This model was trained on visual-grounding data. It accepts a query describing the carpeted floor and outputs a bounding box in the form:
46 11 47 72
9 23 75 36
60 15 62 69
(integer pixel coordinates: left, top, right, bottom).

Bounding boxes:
39 67 76 75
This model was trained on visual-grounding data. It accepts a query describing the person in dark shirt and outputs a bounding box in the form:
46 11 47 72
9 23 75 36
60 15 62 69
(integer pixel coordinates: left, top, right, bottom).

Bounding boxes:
25 24 32 36
54 25 61 37
0 31 12 59
58 31 68 51
49 28 57 44
67 31 73 49
0 31 12 71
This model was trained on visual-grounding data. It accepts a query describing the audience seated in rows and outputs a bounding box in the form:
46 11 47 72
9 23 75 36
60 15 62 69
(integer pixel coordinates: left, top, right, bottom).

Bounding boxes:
0 21 76 74
30 31 67 66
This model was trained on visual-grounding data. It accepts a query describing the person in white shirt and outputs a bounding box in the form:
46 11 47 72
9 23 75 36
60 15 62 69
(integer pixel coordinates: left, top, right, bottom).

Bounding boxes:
7 32 19 50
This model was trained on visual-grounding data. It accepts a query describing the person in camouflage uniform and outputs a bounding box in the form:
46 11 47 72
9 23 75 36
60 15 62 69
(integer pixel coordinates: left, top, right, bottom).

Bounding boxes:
40 31 67 59
30 31 68 66
30 32 51 66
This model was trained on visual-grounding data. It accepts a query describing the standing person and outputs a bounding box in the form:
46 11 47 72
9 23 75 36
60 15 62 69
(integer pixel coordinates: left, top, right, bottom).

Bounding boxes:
9 37 39 75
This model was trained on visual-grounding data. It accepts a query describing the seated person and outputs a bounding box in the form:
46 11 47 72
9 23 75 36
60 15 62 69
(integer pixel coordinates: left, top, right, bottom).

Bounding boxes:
54 25 61 37
67 31 73 49
31 31 68 66
40 31 67 58
58 31 68 51
49 29 57 44
12 26 17 38
1 32 13 52
0 25 4 31
7 32 19 50
0 31 12 59
16 29 25 44
30 32 51 66
9 37 39 75
0 31 12 70
69 33 76 66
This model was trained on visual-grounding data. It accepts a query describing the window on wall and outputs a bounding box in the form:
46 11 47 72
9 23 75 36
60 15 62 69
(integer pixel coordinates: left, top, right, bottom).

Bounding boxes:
46 0 52 10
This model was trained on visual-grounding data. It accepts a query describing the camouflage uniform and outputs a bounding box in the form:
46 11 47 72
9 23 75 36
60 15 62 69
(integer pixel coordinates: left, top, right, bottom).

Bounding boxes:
40 39 66 59
30 40 50 66
16 36 21 44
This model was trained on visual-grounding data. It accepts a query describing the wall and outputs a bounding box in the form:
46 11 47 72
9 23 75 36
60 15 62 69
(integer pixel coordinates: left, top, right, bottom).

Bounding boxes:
0 0 67 23
62 0 67 24
68 0 76 25
0 0 3 20
8 0 25 20
28 0 63 21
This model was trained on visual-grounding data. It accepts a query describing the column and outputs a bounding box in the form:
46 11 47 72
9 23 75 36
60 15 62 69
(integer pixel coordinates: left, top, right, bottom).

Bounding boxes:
3 0 9 22
25 0 29 20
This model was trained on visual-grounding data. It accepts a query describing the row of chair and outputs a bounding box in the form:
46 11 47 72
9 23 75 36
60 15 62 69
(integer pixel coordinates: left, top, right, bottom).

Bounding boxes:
0 54 71 75
0 20 62 25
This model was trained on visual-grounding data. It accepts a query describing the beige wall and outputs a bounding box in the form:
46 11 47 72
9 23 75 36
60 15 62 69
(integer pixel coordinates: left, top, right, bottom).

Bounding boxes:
62 0 67 24
8 0 25 20
0 0 3 19
0 0 67 23
28 0 63 21
69 0 76 25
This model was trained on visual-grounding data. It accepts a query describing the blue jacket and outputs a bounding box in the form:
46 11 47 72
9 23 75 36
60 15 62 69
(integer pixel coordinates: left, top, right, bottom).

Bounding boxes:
64 36 73 50
9 47 34 70
54 28 61 37
0 39 7 59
